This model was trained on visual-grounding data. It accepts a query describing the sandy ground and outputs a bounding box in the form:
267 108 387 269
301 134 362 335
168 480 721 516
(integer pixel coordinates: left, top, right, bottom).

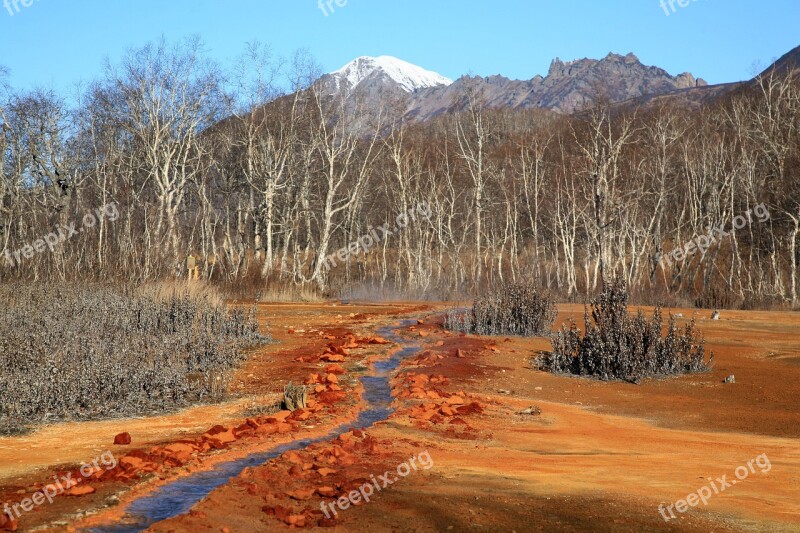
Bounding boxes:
2 303 799 532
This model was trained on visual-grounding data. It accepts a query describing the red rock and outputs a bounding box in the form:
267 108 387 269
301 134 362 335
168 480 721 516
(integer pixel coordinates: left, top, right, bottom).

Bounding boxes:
246 418 260 429
316 486 337 497
205 429 236 448
409 374 429 385
120 456 145 470
0 510 18 531
456 349 466 358
286 515 307 527
338 454 356 466
65 485 96 497
283 451 303 464
276 423 293 434
325 364 346 375
369 336 391 345
417 319 425 325
317 391 347 404
320 354 345 363
286 488 315 501
316 467 336 477
256 424 277 436
445 396 465 405
263 505 292 522
457 402 485 415
325 373 339 384
287 328 295 334
292 410 312 421
318 517 338 527
235 423 254 435
334 346 350 356
113 432 132 445
265 411 292 423
164 443 195 455
344 337 359 349
435 341 445 347
288 465 303 477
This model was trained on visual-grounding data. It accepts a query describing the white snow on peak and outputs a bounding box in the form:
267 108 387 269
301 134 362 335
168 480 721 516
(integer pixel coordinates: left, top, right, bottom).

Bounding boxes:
331 56 452 93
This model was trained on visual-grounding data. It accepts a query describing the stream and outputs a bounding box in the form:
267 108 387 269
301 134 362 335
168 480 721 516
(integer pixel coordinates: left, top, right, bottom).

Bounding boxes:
88 321 420 533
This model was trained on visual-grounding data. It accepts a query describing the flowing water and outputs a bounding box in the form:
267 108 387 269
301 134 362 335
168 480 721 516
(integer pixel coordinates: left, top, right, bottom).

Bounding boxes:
88 321 420 533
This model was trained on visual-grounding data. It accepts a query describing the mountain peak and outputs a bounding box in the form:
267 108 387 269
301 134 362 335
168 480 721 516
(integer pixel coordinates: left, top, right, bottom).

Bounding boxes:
331 56 452 93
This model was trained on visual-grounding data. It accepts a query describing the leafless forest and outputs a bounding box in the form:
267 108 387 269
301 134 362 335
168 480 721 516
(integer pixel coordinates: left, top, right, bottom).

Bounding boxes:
1 39 798 308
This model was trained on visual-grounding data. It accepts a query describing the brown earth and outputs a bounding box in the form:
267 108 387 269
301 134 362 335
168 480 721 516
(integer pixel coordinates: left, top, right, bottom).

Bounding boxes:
2 303 799 532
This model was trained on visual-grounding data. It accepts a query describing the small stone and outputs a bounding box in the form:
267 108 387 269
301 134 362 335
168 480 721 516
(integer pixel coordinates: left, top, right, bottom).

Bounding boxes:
113 432 132 445
65 485 96 497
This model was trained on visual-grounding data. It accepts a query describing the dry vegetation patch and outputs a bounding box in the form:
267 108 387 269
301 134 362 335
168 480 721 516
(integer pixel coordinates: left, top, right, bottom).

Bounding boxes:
545 279 711 382
445 282 557 337
0 283 270 435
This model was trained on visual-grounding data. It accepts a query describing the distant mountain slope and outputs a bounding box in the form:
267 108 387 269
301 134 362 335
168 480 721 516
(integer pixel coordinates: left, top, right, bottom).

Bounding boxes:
759 44 800 77
616 44 800 112
302 45 799 130
405 52 707 121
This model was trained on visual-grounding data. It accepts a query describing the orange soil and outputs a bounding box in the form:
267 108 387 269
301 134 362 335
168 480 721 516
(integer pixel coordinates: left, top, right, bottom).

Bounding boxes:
0 303 426 532
3 303 799 532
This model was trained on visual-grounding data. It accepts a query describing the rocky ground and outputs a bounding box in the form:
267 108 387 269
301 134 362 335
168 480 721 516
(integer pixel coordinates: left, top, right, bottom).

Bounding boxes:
1 303 799 532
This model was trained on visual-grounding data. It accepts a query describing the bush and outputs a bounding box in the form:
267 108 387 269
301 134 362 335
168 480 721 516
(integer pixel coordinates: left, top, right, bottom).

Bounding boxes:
282 382 308 411
446 282 557 337
0 283 271 434
545 278 711 382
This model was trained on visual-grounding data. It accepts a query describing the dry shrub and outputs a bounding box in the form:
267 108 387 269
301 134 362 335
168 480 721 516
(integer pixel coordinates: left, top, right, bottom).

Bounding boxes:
282 382 308 411
137 279 226 307
546 278 711 382
446 281 557 337
0 282 270 434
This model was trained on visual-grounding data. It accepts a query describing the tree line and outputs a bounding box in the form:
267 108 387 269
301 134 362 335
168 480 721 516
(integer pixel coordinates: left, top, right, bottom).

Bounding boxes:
1 38 798 307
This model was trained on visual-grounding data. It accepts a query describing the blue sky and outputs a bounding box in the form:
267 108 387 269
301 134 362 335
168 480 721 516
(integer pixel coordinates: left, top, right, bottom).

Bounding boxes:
1 0 798 94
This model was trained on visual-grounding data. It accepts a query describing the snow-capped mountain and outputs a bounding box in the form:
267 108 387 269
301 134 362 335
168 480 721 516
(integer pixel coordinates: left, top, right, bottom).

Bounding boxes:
311 52 722 135
327 56 452 93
